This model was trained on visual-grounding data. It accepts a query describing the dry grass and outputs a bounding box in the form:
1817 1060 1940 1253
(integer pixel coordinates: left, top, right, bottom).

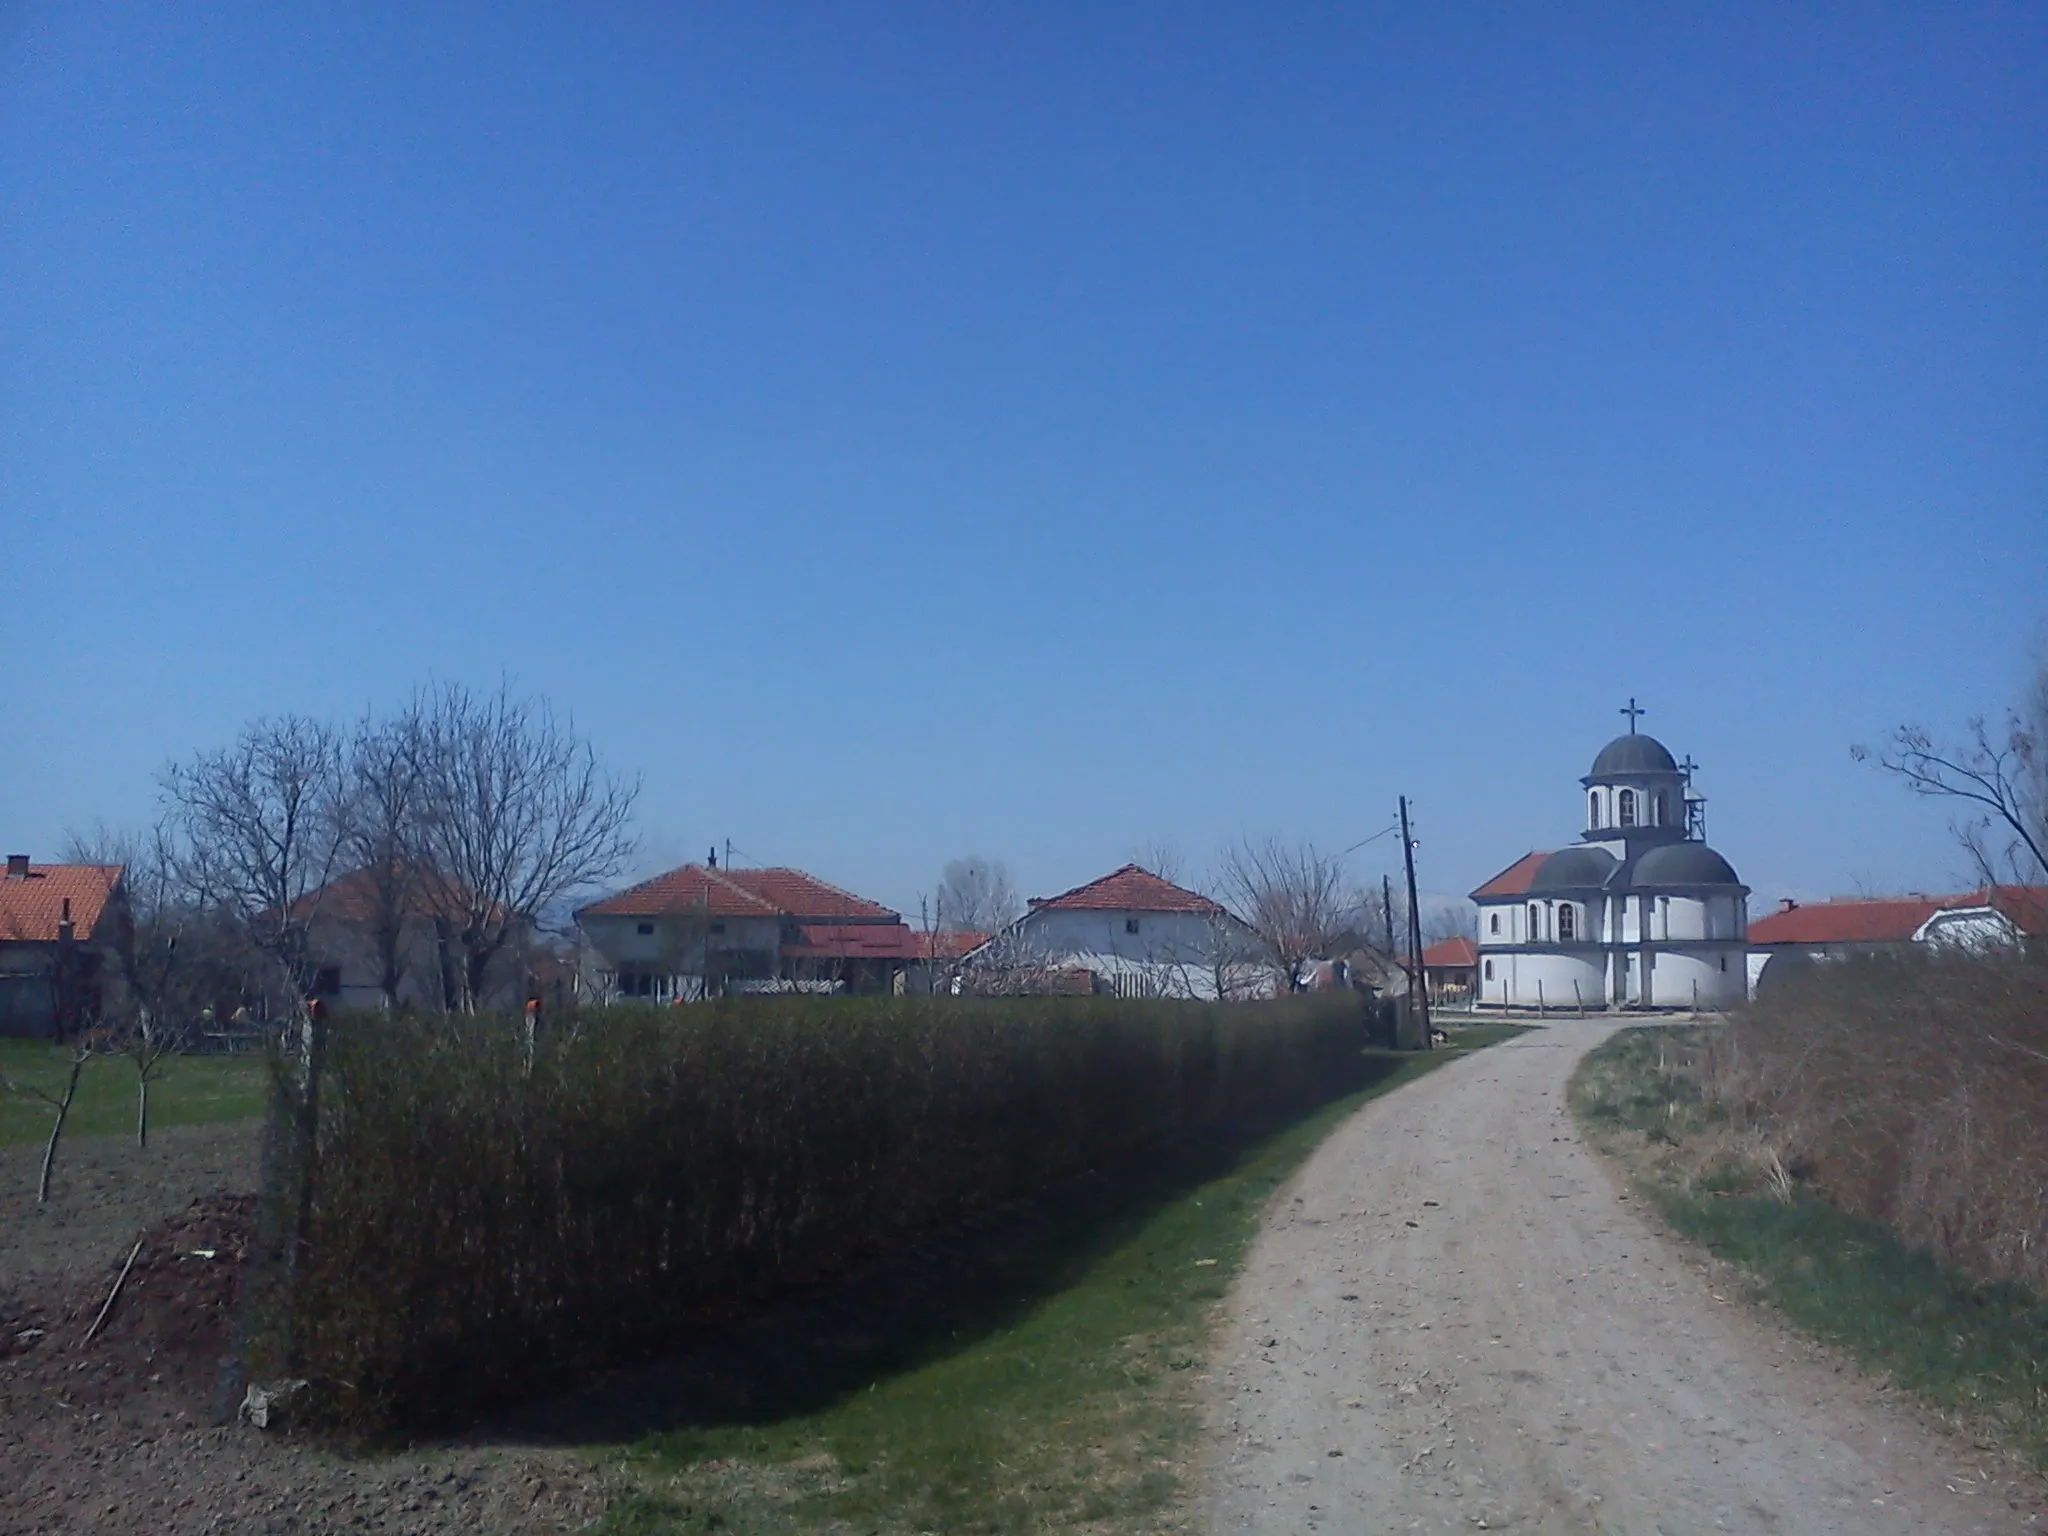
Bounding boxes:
1709 951 2048 1293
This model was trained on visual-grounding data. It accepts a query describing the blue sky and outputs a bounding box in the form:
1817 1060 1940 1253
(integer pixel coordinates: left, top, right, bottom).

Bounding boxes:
4 4 2043 917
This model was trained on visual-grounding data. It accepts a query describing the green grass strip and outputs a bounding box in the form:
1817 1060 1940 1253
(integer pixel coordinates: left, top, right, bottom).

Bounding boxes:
1574 1026 2048 1470
602 1026 1524 1535
0 1042 269 1148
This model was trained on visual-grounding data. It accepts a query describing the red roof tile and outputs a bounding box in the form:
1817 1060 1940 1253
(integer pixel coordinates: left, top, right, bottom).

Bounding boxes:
578 864 902 923
1422 937 1478 968
0 864 123 945
1470 853 1549 900
785 923 922 961
719 868 898 922
1750 887 2048 946
289 866 476 924
579 865 783 920
915 930 990 961
1029 864 1225 916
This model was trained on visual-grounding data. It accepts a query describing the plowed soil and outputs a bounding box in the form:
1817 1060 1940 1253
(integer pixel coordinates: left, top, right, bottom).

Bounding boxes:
0 1123 618 1535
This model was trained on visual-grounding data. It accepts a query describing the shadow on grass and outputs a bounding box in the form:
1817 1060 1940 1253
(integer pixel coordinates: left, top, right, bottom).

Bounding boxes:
482 1050 1423 1451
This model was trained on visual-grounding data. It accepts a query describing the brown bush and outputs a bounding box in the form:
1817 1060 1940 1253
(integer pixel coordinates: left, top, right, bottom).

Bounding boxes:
265 993 1372 1428
1707 951 2048 1291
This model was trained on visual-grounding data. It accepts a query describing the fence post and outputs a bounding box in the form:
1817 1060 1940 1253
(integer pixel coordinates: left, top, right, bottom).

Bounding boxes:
1537 980 1545 1017
1573 979 1584 1017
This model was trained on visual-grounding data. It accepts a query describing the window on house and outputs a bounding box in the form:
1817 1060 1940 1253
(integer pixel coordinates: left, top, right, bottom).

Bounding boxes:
1125 918 1141 934
1618 789 1637 827
1558 904 1575 942
1589 792 1602 829
1654 791 1669 826
1528 903 1541 940
312 966 342 996
637 922 654 936
1483 959 1494 980
709 921 725 935
1489 912 1501 935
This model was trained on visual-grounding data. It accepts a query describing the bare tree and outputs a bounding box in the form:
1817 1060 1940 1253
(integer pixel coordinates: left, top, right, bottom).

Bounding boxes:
411 683 639 1012
1128 840 1187 887
1421 898 1479 948
160 716 348 1000
1213 837 1349 993
1159 906 1271 1000
935 856 1020 934
340 709 431 1009
0 1041 94 1203
1853 668 2047 886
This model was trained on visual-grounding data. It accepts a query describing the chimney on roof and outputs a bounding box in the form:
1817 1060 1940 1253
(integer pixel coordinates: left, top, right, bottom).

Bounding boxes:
5 854 27 880
58 897 73 943
1779 898 1799 912
707 845 718 869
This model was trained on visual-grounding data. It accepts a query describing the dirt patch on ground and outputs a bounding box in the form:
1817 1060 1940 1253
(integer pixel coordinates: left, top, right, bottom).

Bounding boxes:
1203 1021 2048 1534
0 1121 263 1292
0 1129 620 1534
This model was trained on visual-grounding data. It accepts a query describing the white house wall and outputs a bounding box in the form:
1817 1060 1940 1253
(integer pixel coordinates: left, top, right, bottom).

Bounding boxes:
1007 908 1267 999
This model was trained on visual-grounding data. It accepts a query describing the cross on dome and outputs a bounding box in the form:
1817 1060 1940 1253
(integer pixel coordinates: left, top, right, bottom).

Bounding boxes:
1619 697 1647 731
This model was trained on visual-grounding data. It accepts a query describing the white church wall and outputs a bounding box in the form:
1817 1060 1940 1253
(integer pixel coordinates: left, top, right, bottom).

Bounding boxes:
1646 947 1745 1008
1511 950 1609 1010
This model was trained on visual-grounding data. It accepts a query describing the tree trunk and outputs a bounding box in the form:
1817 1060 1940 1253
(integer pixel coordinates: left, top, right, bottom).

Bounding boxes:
137 1069 150 1149
37 1053 87 1205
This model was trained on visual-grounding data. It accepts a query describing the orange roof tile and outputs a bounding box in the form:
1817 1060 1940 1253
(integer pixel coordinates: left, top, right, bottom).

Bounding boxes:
1029 864 1225 916
578 864 903 923
1750 886 2048 945
1470 853 1549 900
0 864 123 944
578 865 783 920
785 923 921 960
719 868 898 922
1422 937 1478 968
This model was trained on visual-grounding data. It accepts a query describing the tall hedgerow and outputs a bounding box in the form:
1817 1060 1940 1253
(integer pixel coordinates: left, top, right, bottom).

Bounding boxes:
261 993 1369 1427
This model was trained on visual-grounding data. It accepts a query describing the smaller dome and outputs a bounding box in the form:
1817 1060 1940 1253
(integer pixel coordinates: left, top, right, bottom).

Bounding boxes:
1530 846 1619 891
1634 842 1741 888
1590 733 1678 777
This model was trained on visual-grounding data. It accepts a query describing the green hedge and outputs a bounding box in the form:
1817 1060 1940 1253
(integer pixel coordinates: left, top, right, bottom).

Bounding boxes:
270 994 1370 1428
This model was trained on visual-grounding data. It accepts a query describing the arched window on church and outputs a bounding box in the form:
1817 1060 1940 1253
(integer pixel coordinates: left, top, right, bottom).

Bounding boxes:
1618 788 1637 827
1528 903 1541 941
1654 791 1668 826
1558 904 1575 941
1589 791 1602 828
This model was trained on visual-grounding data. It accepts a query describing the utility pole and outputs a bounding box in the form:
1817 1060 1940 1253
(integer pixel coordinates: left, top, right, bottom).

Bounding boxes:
1400 795 1432 1048
1381 873 1397 973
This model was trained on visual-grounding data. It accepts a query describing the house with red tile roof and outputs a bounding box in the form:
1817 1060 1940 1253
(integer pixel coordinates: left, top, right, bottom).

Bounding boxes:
285 866 527 1012
962 864 1273 999
0 855 126 1037
575 862 918 1000
1420 937 1478 1003
1746 886 2047 992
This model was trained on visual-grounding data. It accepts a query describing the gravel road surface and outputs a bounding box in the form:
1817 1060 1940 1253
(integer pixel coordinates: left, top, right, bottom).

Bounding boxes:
1205 1020 2043 1535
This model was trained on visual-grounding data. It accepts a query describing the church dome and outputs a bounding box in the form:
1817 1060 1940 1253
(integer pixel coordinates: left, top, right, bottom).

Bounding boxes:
1529 846 1619 891
1633 842 1741 888
1590 733 1678 776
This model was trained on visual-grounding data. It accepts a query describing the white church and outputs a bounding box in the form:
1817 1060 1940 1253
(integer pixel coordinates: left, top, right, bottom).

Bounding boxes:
1470 705 1750 1010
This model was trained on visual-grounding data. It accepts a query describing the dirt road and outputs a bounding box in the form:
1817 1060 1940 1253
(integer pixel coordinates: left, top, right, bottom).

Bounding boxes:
1204 1021 2042 1535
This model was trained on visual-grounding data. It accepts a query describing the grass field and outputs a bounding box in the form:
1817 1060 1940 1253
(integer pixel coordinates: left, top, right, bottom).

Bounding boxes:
601 1024 1525 1536
1572 1025 2048 1473
0 1041 270 1147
